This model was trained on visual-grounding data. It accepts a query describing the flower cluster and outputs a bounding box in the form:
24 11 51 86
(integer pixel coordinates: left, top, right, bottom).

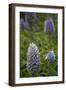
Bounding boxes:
27 43 41 72
20 12 37 29
20 18 29 29
44 19 55 62
46 50 55 62
25 12 37 24
44 18 55 33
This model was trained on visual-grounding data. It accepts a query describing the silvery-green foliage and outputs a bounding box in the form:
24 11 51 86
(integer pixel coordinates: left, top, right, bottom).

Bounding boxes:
27 43 41 72
44 18 55 33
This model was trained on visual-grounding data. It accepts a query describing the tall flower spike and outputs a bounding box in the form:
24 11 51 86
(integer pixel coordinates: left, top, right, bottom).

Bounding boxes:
27 43 41 72
20 18 29 29
25 12 37 24
46 50 55 62
44 18 55 33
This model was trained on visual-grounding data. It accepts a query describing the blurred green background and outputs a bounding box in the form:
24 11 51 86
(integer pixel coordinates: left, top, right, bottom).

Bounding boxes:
20 12 58 77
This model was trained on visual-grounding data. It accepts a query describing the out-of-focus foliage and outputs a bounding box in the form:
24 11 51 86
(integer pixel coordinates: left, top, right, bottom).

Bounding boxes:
20 12 58 77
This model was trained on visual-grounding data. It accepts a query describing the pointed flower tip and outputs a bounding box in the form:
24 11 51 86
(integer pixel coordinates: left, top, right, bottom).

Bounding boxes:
30 42 38 49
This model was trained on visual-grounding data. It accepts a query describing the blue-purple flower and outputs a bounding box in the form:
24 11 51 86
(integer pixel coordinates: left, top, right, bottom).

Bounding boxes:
44 18 55 33
27 43 41 72
20 12 37 29
25 12 37 24
20 18 29 29
46 50 55 62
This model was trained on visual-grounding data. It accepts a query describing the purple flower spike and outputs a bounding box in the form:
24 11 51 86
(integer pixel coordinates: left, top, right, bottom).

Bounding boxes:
25 12 37 24
20 18 24 28
27 43 41 72
44 18 55 33
20 18 29 29
46 50 55 62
